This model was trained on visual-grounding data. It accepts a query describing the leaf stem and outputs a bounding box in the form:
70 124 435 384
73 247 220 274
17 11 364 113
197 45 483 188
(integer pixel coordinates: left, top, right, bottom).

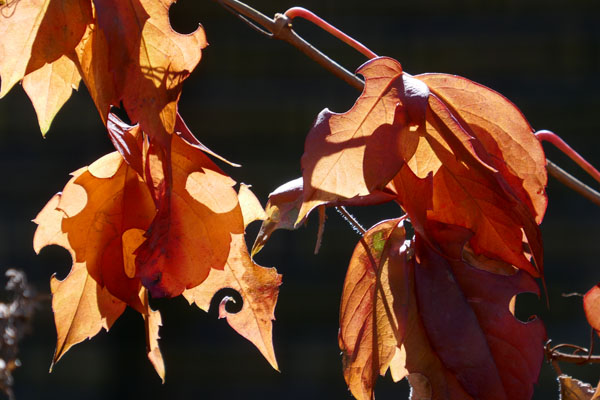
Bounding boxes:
546 159 600 207
536 130 600 185
335 206 366 236
213 0 364 90
213 0 600 207
545 340 600 367
283 7 378 60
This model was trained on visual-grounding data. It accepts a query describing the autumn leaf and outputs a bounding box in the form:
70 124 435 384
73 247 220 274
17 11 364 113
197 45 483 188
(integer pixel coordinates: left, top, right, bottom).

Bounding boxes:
558 375 600 400
339 218 410 400
34 192 164 380
58 152 156 311
584 284 600 335
33 193 126 368
416 73 547 224
299 56 545 277
339 221 546 400
0 0 92 134
408 226 545 400
298 58 428 223
48 262 126 369
252 178 304 257
22 55 81 135
238 183 267 228
135 132 245 298
140 289 165 383
75 0 206 145
183 233 282 370
253 177 396 257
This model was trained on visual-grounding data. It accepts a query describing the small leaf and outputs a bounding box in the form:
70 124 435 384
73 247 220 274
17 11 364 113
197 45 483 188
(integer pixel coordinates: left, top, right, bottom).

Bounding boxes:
49 263 126 369
252 178 303 257
559 375 598 400
22 55 81 135
238 184 267 229
252 177 395 256
184 233 281 370
140 289 165 382
584 284 600 335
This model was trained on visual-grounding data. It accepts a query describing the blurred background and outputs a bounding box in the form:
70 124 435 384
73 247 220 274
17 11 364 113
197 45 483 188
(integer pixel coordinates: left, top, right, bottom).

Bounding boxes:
0 0 599 398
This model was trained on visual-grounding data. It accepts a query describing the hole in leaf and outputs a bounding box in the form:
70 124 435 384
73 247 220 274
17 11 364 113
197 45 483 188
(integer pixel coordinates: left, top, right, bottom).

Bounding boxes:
168 0 202 35
37 246 72 281
512 292 542 323
209 288 243 316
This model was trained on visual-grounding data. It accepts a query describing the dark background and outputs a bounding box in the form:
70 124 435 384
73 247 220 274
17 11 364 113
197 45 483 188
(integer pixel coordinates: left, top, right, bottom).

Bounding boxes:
0 0 599 398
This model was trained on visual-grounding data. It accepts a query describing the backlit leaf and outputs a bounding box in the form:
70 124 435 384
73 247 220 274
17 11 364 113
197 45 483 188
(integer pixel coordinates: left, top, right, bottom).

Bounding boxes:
299 56 545 277
183 233 281 370
584 284 600 335
339 218 410 400
140 289 165 382
22 55 81 135
416 73 547 223
298 58 428 223
135 133 244 298
76 0 207 144
60 152 156 311
49 262 126 369
559 375 598 400
340 221 546 399
0 0 92 132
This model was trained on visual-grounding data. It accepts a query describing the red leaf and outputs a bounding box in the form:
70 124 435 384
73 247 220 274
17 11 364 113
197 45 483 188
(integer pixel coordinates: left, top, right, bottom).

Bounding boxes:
410 226 545 400
584 284 600 335
339 220 546 400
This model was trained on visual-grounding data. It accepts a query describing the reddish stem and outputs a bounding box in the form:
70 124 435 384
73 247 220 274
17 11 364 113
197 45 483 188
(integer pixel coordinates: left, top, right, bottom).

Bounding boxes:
284 7 378 60
536 130 600 185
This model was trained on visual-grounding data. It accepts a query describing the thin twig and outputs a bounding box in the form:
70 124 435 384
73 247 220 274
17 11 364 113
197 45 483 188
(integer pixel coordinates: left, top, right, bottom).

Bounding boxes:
547 159 600 207
335 206 366 236
550 351 600 364
550 343 589 354
213 0 600 207
214 0 364 90
545 340 600 366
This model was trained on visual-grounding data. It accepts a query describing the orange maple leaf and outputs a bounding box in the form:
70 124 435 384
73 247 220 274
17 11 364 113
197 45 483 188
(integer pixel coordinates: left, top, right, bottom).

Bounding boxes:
76 0 206 145
33 113 281 375
0 0 92 134
33 192 164 380
0 0 204 141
